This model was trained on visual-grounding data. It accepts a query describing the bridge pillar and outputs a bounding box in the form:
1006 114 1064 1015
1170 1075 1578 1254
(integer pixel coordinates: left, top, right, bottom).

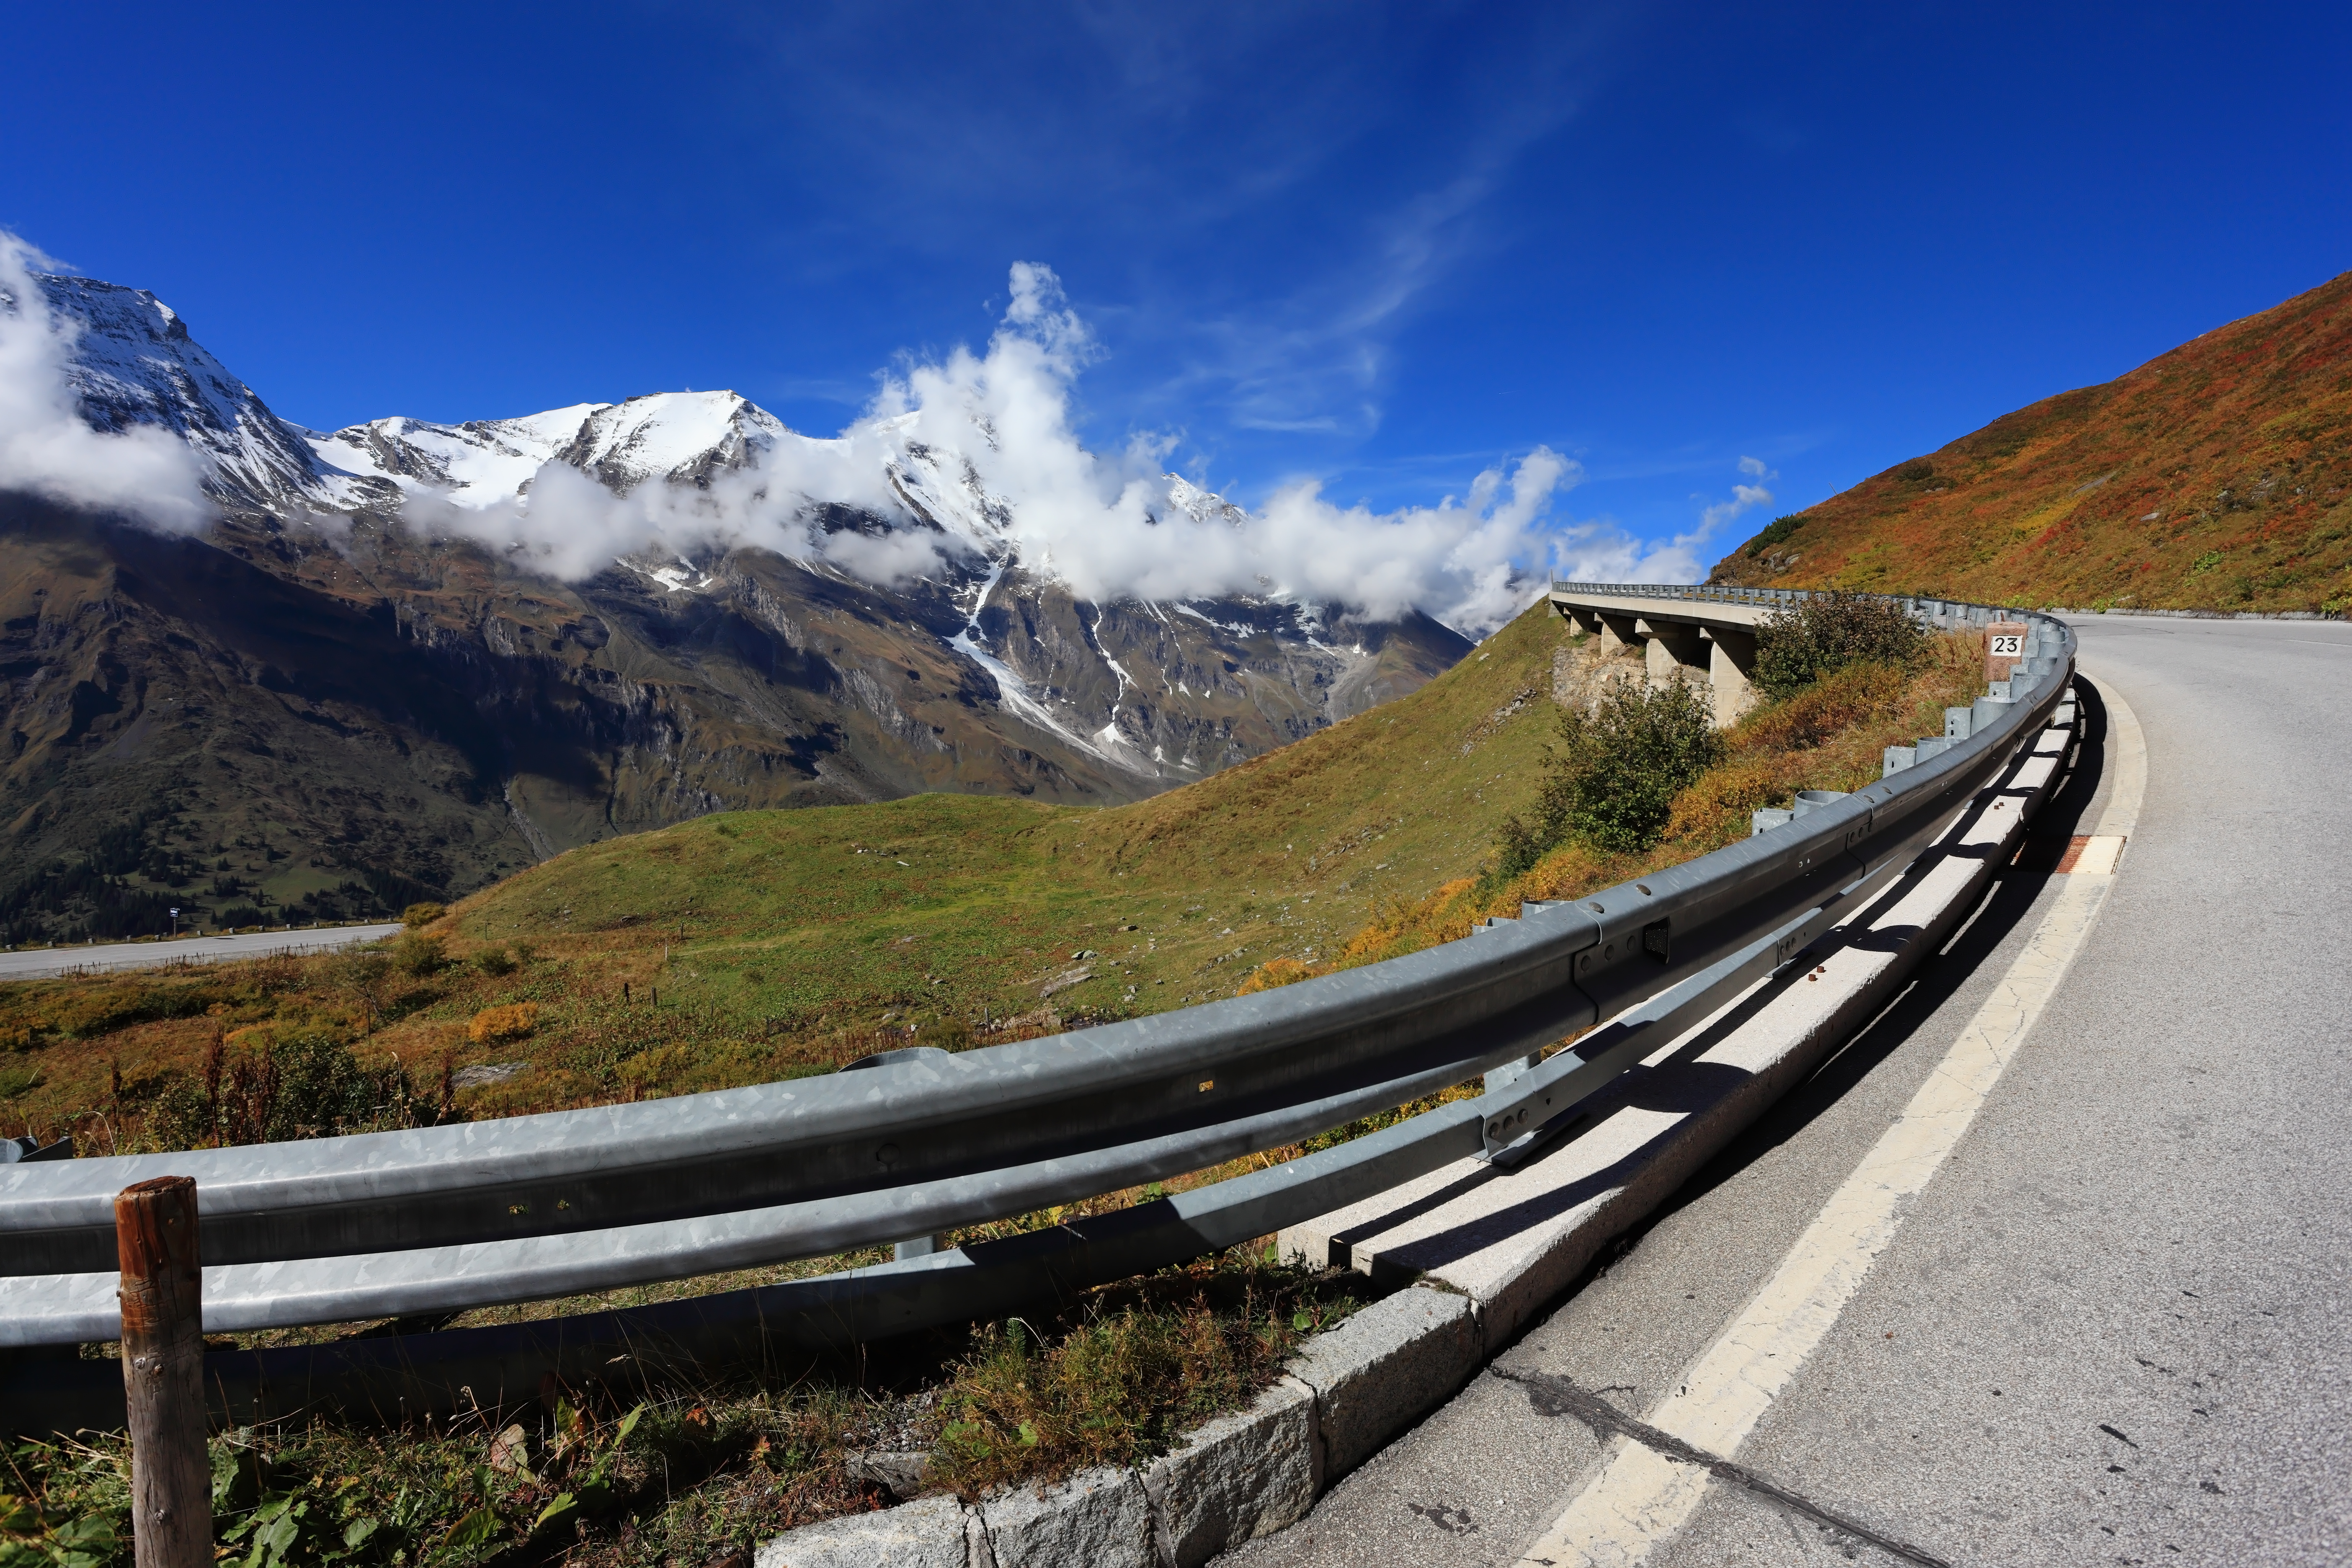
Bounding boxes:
1704 626 1758 727
1551 602 1605 640
1638 619 1710 692
1595 613 1642 655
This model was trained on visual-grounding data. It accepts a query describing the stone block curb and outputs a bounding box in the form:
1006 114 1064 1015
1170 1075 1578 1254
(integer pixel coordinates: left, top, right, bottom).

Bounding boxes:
1143 1374 1319 1567
1284 1284 1478 1481
978 1464 1153 1567
753 1493 969 1568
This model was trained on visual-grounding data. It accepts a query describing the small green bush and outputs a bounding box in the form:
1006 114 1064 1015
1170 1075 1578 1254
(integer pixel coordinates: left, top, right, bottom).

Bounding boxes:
391 931 446 977
471 944 517 977
1496 676 1725 868
1751 591 1927 701
144 1032 445 1149
1744 514 1804 557
400 901 447 928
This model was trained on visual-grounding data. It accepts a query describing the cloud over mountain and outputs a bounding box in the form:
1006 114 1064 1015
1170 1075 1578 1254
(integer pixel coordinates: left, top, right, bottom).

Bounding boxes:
0 233 212 528
373 264 1592 634
5 244 1703 636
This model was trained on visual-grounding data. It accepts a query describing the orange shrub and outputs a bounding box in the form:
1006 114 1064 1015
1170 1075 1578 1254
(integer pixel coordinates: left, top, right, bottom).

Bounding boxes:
467 1003 539 1044
1237 957 1318 995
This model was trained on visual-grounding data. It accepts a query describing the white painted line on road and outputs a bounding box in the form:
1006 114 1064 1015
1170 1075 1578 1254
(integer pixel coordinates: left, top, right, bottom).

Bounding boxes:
1511 683 2147 1568
2087 673 2144 842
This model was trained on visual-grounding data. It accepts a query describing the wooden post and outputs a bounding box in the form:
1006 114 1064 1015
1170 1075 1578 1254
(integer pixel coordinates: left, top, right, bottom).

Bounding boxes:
116 1176 210 1568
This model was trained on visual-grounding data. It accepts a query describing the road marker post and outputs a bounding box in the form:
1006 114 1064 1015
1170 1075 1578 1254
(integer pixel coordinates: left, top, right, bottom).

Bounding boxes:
1985 619 2029 682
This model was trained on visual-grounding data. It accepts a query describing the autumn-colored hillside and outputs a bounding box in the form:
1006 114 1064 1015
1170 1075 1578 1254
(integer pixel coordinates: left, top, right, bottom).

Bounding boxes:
1712 271 2352 611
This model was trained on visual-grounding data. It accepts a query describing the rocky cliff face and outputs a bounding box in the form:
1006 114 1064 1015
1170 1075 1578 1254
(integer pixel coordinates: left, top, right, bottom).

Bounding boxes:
0 275 1472 940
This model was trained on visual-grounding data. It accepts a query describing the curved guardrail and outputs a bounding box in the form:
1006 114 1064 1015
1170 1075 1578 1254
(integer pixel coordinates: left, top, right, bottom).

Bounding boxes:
0 588 2076 1369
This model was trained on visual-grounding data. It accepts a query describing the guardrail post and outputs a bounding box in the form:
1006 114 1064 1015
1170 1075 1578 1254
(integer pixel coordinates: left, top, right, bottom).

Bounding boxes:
117 1176 209 1568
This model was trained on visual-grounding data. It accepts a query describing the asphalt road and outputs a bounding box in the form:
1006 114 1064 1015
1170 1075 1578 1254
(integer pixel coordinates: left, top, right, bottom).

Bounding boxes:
0 923 404 981
1227 617 2352 1568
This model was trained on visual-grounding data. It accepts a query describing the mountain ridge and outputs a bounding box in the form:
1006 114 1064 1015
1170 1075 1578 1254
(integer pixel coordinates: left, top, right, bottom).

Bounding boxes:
1711 270 2352 611
0 270 1476 942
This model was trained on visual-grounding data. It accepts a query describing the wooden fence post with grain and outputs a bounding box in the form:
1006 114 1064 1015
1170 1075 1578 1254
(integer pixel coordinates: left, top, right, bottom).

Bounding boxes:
116 1175 210 1568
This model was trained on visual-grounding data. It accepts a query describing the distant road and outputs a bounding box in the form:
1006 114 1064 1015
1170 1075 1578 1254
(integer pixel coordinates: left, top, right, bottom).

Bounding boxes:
0 924 405 982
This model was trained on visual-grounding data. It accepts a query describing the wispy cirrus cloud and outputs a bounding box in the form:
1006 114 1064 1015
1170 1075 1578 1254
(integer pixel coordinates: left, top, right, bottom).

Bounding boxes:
1697 453 1778 536
723 0 1617 462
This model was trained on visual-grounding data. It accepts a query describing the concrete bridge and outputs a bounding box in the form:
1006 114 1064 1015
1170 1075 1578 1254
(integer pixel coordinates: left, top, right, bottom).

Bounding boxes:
1547 584 1770 726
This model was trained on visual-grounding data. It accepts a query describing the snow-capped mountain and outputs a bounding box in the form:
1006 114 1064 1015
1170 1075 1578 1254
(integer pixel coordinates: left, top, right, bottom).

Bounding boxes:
309 392 795 507
2 271 1471 923
33 274 394 514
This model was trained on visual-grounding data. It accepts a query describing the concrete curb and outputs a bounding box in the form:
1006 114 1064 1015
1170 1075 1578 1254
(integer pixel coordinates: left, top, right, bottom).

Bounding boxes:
754 703 2079 1568
754 1296 1465 1568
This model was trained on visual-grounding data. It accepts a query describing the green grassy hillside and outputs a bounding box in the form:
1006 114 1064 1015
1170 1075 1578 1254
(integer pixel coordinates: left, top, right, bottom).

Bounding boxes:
2 589 1988 1154
2 592 1623 1135
421 590 1612 1113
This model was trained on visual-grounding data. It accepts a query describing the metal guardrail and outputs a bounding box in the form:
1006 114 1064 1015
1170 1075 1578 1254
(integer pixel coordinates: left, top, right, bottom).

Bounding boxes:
0 588 2077 1382
1550 579 2032 624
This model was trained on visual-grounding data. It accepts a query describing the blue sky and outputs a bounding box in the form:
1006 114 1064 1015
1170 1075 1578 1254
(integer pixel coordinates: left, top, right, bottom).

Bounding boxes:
6 0 2349 576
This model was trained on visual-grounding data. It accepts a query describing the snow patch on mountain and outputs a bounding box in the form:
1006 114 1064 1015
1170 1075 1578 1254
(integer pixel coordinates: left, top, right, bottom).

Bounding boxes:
309 407 599 508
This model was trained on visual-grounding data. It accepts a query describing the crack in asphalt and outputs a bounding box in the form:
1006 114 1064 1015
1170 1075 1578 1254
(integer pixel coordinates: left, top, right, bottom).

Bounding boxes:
1491 1368 1957 1568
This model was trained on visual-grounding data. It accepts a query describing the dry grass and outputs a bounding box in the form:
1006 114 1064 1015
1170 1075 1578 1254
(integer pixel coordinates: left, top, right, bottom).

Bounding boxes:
5 1252 1359 1568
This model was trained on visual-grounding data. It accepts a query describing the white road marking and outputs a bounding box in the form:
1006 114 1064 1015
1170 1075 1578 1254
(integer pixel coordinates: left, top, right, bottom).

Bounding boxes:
2088 674 2145 841
1513 678 2147 1567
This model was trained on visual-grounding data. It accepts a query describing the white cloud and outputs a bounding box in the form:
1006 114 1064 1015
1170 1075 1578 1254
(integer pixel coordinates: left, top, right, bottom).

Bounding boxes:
1547 455 1781 590
5 240 1680 637
415 263 1585 634
0 232 212 528
1697 454 1777 538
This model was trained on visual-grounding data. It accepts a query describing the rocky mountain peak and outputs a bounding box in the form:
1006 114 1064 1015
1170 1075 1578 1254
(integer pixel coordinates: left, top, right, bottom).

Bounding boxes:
30 272 390 514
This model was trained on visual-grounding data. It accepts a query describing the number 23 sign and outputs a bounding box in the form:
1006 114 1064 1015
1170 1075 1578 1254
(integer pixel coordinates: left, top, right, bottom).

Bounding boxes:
1985 621 2029 681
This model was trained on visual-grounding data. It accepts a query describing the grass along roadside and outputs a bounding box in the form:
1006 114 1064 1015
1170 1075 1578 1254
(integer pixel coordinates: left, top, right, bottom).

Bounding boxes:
1253 614 1984 976
5 1251 1365 1568
3 601 1976 1153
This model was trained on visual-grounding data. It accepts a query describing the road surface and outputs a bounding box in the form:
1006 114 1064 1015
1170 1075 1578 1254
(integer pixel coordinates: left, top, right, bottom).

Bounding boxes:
1227 616 2351 1568
0 923 404 982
